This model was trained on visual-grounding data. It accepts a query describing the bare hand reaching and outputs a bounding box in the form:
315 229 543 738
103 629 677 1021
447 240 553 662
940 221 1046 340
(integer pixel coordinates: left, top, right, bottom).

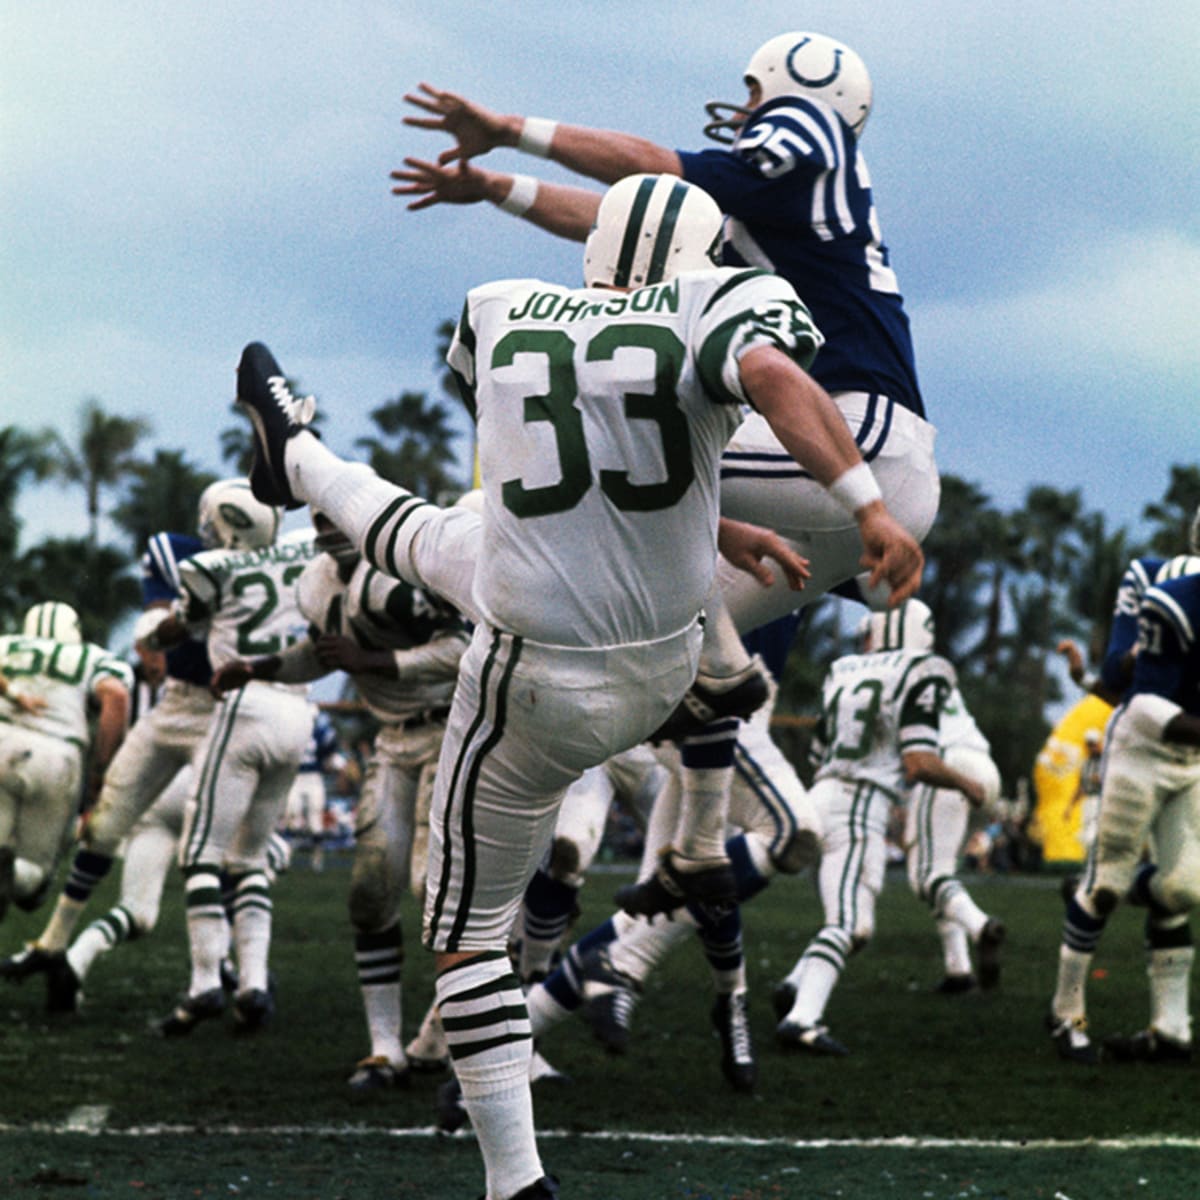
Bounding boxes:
856 502 924 606
390 156 494 211
718 517 810 591
402 82 515 164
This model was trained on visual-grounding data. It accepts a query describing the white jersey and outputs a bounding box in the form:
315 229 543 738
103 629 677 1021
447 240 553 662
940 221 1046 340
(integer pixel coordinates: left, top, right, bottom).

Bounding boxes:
0 634 132 748
177 534 317 680
447 266 822 647
296 554 468 724
810 648 957 801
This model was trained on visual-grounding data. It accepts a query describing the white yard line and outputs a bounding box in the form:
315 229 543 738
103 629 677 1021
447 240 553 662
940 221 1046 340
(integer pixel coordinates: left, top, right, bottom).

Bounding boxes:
2 1119 1198 1150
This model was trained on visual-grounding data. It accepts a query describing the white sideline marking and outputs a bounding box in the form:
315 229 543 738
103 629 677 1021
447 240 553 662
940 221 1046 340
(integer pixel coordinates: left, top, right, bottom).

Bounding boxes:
2 1121 1199 1150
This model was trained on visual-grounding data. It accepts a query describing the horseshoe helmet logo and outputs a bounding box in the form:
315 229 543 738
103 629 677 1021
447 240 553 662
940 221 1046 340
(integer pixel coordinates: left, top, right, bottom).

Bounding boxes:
786 36 844 89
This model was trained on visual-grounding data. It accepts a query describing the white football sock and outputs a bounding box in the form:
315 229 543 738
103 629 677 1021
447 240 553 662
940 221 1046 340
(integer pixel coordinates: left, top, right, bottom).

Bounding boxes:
1148 945 1194 1045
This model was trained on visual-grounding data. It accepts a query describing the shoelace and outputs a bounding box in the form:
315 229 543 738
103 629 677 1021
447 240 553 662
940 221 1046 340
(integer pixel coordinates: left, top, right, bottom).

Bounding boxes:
266 376 315 425
607 987 637 1030
726 996 753 1063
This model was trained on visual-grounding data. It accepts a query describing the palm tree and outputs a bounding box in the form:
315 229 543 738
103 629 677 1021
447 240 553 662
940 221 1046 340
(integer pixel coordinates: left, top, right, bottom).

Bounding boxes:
918 475 1009 662
1065 511 1138 667
49 399 151 547
109 451 218 552
0 425 58 559
11 537 140 647
1142 464 1200 556
1004 486 1085 716
355 391 466 502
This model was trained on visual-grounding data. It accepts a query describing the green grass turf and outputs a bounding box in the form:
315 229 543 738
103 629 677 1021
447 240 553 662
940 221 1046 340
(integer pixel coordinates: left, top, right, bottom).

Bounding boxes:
1 853 1197 1198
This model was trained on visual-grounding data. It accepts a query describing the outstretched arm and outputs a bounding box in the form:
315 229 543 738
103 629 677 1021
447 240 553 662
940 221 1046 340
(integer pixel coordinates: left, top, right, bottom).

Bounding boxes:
402 82 682 183
391 157 601 241
738 345 924 606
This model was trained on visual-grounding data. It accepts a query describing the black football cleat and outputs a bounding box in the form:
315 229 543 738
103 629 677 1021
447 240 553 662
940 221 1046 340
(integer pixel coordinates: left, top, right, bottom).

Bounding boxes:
1046 1013 1099 1064
0 943 62 982
775 1019 849 1057
156 988 226 1037
436 1076 468 1133
235 341 315 510
977 917 1006 990
1103 1028 1193 1065
231 987 274 1034
712 989 757 1092
45 958 82 1014
614 849 737 919
651 656 770 743
579 948 641 1054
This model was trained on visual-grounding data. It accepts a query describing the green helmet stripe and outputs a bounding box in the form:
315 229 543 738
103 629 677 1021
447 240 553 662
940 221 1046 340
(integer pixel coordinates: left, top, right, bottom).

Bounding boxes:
645 180 689 284
613 176 657 288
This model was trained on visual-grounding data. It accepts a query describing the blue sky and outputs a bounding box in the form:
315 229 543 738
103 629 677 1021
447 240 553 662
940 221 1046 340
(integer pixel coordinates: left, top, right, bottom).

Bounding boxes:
3 0 1198 553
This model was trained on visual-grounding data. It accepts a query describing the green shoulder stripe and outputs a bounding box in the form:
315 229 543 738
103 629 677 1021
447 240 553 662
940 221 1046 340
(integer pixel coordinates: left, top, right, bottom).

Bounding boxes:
699 269 772 318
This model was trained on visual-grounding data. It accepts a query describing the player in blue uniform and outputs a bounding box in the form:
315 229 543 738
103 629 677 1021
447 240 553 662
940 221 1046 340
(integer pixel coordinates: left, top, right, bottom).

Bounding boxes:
394 31 937 915
1050 533 1200 1064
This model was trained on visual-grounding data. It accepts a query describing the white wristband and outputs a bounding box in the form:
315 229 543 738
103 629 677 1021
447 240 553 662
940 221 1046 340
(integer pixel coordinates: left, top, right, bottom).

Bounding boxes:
517 116 557 157
828 462 883 515
496 174 538 216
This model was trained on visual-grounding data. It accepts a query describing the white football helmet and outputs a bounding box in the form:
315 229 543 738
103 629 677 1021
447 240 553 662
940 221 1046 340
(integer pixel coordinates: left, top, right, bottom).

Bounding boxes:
1155 554 1200 583
583 174 722 289
866 598 935 653
23 601 82 644
197 478 280 550
704 31 873 143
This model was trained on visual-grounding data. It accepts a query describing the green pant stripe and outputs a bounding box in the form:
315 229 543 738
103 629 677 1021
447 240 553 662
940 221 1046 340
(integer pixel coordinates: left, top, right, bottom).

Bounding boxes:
186 691 244 864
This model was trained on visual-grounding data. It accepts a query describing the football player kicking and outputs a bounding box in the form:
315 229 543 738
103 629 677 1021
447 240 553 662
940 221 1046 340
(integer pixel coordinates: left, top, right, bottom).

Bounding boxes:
210 509 469 1096
231 172 921 1200
394 31 939 920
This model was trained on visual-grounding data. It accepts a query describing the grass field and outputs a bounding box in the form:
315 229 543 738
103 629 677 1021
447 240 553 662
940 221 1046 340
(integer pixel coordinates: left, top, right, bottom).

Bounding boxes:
1 852 1197 1198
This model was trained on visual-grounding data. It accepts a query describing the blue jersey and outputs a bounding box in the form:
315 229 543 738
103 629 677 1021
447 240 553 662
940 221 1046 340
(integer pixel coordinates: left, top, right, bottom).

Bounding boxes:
678 96 922 415
1101 555 1169 697
141 531 212 687
1129 574 1200 719
298 709 343 774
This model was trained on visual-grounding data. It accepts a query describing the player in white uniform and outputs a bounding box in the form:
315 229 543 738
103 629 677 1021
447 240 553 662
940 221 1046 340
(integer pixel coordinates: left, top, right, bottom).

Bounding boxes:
0 484 277 989
140 504 315 1035
45 766 285 1014
233 173 922 1200
774 599 987 1056
0 603 131 919
211 510 469 1094
395 33 939 917
872 604 1006 992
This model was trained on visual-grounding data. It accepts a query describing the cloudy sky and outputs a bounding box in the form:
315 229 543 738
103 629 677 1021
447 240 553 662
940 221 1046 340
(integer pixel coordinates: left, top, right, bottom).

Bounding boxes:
4 0 1198 551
